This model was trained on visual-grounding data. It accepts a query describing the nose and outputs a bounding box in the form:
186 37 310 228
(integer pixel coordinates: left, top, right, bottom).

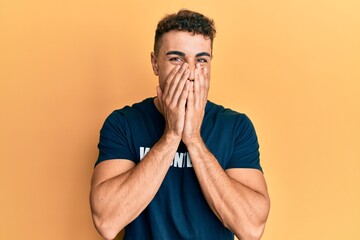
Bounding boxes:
188 64 196 81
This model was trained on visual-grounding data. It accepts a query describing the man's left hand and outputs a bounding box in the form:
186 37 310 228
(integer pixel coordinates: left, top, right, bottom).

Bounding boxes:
182 64 209 145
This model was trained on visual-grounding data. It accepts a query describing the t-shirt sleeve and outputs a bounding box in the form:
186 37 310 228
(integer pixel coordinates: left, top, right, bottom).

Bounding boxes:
94 110 134 167
226 114 262 172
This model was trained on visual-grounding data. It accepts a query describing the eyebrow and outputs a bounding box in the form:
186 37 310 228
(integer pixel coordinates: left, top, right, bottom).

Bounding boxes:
166 51 211 58
166 51 185 56
195 52 211 57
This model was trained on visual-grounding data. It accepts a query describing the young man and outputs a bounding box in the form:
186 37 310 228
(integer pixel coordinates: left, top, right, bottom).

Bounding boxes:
90 10 270 240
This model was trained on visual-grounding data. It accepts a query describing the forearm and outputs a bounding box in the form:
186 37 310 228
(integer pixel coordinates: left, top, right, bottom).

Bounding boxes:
91 62 190 239
90 134 180 239
187 141 270 240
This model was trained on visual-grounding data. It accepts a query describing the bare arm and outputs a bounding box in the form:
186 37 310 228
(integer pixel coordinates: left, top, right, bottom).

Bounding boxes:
187 142 270 240
183 65 270 239
90 63 191 240
90 135 180 240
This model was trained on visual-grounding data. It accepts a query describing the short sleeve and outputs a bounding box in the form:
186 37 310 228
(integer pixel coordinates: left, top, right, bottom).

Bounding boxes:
226 114 262 172
95 110 134 167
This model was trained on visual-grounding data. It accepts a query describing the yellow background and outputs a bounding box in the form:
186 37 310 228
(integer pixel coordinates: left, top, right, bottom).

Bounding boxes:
1 0 359 239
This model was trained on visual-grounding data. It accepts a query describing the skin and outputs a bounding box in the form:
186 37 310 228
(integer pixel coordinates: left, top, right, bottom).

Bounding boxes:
90 30 270 240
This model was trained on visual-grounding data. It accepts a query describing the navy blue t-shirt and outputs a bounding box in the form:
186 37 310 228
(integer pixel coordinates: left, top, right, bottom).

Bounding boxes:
96 97 262 240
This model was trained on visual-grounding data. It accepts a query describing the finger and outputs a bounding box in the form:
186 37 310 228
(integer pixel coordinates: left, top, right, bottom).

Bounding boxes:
197 65 208 103
156 85 163 99
186 81 195 117
202 67 209 98
178 80 191 108
167 63 188 99
187 81 195 111
194 65 201 107
172 68 190 105
156 86 163 113
163 65 181 98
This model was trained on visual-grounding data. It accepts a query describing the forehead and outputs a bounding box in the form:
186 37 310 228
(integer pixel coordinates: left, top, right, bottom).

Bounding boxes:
158 30 212 56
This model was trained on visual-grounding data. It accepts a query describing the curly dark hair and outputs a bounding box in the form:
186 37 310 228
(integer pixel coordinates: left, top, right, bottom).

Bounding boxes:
154 9 216 56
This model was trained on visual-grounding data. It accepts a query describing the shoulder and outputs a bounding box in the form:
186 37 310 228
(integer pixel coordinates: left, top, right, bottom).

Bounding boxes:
205 101 258 143
205 100 253 125
105 97 155 120
100 98 154 131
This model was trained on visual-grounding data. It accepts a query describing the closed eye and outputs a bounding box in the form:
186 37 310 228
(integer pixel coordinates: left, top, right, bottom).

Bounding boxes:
169 57 183 62
197 58 208 63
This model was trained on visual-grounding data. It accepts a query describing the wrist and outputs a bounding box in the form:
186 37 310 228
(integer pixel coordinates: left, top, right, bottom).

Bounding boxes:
183 135 204 148
162 131 182 144
185 138 209 163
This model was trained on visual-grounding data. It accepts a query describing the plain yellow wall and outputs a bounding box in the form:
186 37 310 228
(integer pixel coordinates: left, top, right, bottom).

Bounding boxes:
1 0 359 239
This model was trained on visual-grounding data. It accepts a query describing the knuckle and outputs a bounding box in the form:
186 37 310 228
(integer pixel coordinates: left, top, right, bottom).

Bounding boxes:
164 97 171 105
169 101 177 109
165 77 172 85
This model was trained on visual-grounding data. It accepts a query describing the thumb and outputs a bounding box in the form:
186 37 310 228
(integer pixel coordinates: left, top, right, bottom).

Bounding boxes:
156 86 162 98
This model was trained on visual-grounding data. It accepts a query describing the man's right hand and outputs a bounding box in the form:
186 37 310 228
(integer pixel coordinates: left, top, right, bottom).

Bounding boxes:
156 63 191 140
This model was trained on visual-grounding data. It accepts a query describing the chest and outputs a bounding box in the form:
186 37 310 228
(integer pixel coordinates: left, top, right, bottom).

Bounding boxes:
125 113 236 169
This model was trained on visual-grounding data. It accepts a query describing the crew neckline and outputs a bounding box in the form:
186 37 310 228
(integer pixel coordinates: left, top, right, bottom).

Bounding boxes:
145 96 214 116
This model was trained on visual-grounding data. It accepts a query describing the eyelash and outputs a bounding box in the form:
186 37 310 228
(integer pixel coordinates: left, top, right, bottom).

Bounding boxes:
169 57 183 62
169 57 208 63
198 58 207 63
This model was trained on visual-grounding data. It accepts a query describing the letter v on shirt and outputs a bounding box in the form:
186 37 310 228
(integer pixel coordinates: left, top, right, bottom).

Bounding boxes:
139 147 193 168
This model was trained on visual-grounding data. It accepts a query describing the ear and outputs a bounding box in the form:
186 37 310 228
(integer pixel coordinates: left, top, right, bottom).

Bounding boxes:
150 52 159 76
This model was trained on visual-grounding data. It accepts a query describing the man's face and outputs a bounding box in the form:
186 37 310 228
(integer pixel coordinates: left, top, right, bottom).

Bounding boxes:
151 30 212 90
